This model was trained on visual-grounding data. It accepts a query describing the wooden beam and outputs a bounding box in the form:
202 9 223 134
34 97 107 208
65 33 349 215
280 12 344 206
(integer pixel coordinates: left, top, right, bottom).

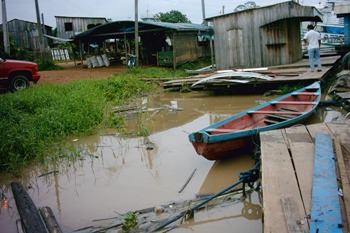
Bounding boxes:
281 197 304 233
310 133 342 232
334 140 350 232
285 125 314 217
260 129 308 233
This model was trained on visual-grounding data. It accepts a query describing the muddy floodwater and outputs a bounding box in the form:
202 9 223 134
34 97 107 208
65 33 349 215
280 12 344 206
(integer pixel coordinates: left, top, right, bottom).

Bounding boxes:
0 91 322 233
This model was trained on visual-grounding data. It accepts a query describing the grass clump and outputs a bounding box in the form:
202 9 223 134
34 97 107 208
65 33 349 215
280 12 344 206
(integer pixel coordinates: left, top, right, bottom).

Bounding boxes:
104 73 155 104
0 76 156 174
124 66 187 79
36 59 65 71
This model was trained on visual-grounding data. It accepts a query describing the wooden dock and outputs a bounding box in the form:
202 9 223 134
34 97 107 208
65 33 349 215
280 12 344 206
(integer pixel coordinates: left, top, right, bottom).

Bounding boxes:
260 120 350 233
162 55 342 91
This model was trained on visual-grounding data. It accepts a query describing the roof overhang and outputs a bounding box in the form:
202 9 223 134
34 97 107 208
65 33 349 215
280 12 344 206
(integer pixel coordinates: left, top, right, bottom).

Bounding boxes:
334 2 350 17
73 20 213 42
205 1 323 23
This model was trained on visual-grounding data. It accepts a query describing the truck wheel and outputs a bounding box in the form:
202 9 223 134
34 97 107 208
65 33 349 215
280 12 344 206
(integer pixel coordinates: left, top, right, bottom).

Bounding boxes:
10 75 30 92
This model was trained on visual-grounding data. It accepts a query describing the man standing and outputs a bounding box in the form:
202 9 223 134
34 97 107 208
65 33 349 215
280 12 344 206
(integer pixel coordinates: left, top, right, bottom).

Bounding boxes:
303 24 322 72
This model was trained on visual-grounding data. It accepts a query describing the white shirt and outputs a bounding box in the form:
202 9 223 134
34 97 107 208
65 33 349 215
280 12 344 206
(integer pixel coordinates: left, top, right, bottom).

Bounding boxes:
303 30 321 50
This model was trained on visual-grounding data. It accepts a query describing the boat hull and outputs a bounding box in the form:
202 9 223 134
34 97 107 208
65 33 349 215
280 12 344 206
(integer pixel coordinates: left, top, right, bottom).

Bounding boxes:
188 82 321 160
191 136 255 160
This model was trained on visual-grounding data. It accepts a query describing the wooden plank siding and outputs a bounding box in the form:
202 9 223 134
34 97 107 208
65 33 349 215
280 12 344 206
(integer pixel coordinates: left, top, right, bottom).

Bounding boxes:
1 19 52 50
55 16 108 40
260 19 302 67
172 31 212 68
208 1 322 70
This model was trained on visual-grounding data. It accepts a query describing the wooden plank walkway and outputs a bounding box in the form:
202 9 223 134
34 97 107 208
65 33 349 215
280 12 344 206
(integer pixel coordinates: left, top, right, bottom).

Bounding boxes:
162 55 341 90
260 120 350 233
310 133 342 232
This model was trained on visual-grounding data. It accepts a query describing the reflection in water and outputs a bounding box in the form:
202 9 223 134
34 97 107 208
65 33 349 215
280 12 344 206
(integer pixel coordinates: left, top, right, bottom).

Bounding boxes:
181 190 262 231
176 154 263 233
0 91 291 232
199 155 256 195
241 191 262 220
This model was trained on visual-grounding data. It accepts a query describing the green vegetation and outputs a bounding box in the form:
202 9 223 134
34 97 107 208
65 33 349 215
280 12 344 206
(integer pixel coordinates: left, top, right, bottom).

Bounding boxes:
0 74 156 174
234 1 259 12
154 10 191 23
36 59 65 71
121 211 138 231
277 84 304 94
0 59 213 174
124 66 187 79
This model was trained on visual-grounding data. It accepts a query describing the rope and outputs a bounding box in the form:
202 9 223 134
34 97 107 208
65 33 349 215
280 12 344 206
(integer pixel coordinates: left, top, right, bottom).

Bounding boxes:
238 162 261 195
149 162 261 232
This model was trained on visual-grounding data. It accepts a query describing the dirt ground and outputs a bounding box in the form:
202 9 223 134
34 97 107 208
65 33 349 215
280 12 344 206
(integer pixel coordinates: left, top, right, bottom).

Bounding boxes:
38 62 127 85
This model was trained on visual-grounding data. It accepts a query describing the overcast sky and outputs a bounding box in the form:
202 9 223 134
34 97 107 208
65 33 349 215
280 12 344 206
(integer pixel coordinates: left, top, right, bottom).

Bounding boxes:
1 0 324 28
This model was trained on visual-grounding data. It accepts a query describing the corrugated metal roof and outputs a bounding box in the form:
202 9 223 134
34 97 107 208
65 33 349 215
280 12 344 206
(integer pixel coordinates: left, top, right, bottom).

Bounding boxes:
140 21 212 31
55 16 108 21
73 20 213 41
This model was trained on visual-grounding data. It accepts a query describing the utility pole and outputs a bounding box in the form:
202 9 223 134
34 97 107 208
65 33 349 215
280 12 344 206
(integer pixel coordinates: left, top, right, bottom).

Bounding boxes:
41 13 47 48
134 0 139 66
1 0 10 55
34 0 45 59
201 0 207 25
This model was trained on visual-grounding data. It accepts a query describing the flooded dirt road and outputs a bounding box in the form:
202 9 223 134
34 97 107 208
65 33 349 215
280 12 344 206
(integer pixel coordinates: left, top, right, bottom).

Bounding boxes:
0 90 321 233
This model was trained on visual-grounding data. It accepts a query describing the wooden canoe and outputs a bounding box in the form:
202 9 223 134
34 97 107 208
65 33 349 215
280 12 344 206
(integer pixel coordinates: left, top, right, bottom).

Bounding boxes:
188 82 321 160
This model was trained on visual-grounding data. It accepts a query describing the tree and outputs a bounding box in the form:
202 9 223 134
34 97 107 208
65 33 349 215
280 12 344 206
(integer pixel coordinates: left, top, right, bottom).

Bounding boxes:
234 1 259 12
154 10 191 23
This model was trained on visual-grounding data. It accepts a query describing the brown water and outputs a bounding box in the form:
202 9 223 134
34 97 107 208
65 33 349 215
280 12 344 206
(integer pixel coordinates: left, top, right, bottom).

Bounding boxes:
0 91 322 233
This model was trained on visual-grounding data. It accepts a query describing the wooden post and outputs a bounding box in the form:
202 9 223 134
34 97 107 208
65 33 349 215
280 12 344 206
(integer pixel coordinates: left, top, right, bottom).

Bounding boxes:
1 0 10 55
35 0 45 59
134 0 139 66
79 40 83 66
210 33 214 70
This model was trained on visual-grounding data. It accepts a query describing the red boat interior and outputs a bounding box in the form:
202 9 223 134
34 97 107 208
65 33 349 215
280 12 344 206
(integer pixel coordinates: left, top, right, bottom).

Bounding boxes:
207 87 319 135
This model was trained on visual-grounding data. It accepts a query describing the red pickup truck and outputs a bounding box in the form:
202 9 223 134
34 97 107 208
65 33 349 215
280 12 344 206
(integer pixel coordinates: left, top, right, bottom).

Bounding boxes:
0 57 40 92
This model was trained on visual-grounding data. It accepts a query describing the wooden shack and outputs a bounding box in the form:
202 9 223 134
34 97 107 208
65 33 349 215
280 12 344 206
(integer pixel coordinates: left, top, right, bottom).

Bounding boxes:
0 19 52 51
206 1 322 70
55 16 108 40
73 20 213 68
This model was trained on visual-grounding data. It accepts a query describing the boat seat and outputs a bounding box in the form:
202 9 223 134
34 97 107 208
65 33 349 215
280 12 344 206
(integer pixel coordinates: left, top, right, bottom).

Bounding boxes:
265 114 293 121
272 101 318 105
206 128 237 133
292 92 319 96
280 107 298 112
264 119 280 124
249 110 303 115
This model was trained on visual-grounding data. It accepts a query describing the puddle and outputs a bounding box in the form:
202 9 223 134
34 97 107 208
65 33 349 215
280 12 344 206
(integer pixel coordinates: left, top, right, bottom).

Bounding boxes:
0 91 321 232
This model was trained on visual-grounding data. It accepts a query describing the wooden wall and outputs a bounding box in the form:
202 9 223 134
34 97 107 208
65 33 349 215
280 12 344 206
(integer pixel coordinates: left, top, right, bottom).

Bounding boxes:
5 19 52 50
173 31 212 67
56 17 107 40
211 1 320 69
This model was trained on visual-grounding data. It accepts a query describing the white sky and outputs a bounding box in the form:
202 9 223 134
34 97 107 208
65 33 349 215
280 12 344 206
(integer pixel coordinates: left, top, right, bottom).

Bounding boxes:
1 0 324 28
